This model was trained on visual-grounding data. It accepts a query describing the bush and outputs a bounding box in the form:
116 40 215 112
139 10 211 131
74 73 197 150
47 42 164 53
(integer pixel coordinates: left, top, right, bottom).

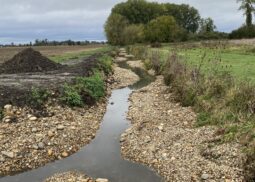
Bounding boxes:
228 83 255 115
61 84 83 107
76 72 105 101
128 45 148 60
145 16 181 43
123 24 145 45
98 55 113 75
229 25 255 39
30 87 50 107
61 72 105 107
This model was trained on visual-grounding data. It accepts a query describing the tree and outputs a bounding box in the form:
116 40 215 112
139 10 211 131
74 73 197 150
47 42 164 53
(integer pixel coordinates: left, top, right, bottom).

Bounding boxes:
112 0 163 24
145 16 181 43
164 3 201 33
199 18 216 33
123 24 145 45
104 13 129 45
237 0 255 26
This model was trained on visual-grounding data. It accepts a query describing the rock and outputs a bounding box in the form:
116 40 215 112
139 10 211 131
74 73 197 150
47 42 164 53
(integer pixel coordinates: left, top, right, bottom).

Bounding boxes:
158 125 164 131
31 128 37 133
57 125 65 130
96 178 109 182
48 131 54 137
48 149 53 156
4 104 12 111
61 151 69 157
33 144 39 150
29 116 37 121
201 173 210 180
1 151 15 158
115 57 127 62
0 156 5 162
125 54 135 59
144 136 151 143
38 142 45 149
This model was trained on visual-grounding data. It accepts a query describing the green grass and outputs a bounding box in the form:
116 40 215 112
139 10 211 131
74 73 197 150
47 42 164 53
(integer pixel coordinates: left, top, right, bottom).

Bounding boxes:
49 46 112 63
158 45 255 82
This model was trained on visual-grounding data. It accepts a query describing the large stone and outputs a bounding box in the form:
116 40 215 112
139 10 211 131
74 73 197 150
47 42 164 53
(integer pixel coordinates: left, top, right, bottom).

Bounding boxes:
1 151 15 158
29 116 37 121
57 125 65 130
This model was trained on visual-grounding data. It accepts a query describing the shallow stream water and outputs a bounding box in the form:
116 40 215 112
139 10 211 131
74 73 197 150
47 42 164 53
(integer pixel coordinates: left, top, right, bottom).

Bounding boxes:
0 63 161 182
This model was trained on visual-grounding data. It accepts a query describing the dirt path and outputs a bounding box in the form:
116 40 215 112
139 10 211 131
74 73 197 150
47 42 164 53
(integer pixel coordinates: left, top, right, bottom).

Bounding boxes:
120 62 245 181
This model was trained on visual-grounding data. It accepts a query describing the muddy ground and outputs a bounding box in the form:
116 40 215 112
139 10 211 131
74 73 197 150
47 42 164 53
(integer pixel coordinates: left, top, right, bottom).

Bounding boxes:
0 49 98 109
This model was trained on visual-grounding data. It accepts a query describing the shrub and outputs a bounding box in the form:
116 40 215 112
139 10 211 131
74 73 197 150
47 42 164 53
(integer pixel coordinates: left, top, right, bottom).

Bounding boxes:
123 24 145 45
229 25 255 39
128 45 148 60
98 55 113 75
61 84 83 107
30 87 50 107
228 82 255 115
76 72 105 101
145 16 181 43
61 72 105 107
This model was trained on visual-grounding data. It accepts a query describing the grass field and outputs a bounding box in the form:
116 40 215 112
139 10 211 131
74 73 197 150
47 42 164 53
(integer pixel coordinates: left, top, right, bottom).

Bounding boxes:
156 42 255 82
0 45 108 64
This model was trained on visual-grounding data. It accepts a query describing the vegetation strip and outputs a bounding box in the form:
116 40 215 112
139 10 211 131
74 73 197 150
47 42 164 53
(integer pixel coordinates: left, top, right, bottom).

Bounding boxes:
127 44 255 180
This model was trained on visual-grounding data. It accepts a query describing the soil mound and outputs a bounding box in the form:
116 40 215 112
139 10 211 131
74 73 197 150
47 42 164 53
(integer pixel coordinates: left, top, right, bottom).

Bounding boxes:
0 48 62 74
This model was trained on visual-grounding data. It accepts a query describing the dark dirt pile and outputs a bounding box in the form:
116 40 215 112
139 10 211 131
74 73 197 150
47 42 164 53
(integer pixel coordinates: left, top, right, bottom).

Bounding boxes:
0 48 62 74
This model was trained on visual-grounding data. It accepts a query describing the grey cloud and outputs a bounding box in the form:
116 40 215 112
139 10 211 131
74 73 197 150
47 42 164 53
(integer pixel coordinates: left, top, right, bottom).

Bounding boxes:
0 0 247 44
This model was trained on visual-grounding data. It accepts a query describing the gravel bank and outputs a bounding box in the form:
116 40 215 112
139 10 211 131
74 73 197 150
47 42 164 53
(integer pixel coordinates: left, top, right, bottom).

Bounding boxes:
121 76 245 181
0 102 107 175
110 64 139 89
127 60 145 69
44 171 108 182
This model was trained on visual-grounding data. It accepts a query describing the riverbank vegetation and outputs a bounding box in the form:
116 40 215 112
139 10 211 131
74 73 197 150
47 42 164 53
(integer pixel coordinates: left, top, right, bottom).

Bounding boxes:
127 42 255 180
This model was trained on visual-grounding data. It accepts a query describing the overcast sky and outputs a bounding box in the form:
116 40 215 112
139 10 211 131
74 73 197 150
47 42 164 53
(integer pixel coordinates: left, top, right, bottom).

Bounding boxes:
0 0 244 44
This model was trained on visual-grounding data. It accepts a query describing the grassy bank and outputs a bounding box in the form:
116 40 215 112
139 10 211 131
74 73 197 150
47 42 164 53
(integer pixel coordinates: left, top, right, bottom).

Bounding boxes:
156 42 255 82
128 43 255 181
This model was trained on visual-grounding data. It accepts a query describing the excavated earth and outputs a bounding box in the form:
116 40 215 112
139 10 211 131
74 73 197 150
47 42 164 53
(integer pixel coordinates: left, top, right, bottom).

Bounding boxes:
0 48 98 108
120 61 246 182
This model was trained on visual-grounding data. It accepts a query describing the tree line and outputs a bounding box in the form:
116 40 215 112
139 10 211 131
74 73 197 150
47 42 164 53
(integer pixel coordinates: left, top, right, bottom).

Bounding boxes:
104 0 221 45
105 0 255 45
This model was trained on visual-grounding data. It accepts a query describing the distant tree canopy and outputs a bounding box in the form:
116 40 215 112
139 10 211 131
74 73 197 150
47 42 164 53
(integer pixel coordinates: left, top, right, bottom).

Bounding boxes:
104 13 129 45
230 0 255 39
163 3 200 33
104 0 219 45
199 18 216 33
237 0 255 27
145 16 181 43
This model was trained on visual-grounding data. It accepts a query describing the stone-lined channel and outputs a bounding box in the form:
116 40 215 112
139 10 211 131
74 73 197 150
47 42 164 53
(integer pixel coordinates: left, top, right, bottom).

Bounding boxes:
0 62 162 182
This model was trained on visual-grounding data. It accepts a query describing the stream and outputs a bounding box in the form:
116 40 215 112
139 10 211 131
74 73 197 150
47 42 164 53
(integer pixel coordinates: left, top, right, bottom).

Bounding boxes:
0 63 162 182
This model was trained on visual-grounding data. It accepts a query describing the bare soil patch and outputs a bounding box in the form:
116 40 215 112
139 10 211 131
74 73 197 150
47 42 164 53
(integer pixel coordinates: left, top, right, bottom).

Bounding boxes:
0 49 98 109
